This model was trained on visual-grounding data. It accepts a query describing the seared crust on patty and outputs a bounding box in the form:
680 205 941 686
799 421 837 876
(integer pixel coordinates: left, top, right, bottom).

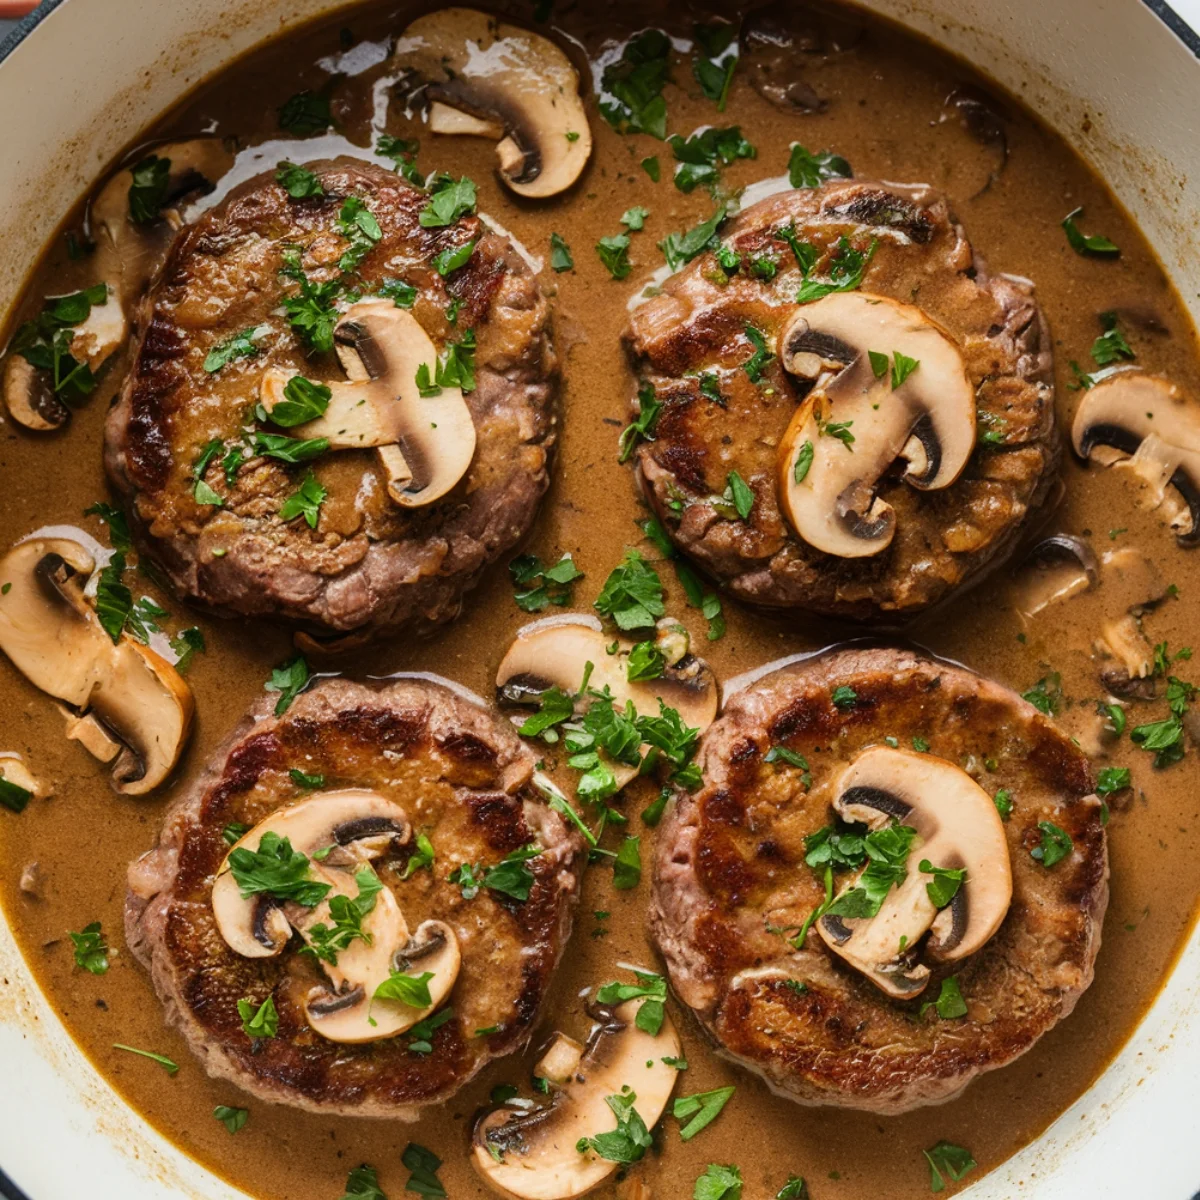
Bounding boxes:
626 180 1058 621
125 677 583 1118
649 646 1107 1113
105 157 556 636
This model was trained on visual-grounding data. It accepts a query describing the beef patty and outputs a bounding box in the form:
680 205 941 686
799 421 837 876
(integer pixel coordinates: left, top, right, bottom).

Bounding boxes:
649 646 1107 1113
125 677 583 1118
105 157 556 638
625 180 1058 622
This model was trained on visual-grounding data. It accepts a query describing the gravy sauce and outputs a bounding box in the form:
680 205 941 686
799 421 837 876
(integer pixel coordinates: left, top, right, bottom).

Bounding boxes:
2 2 1200 1197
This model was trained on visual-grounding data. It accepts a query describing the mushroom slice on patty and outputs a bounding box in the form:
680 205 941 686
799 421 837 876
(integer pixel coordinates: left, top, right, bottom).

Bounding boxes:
259 298 476 508
816 746 1013 999
395 7 592 199
1072 370 1200 546
3 138 233 431
472 998 681 1200
495 615 719 791
0 537 193 794
775 291 976 558
212 790 459 1043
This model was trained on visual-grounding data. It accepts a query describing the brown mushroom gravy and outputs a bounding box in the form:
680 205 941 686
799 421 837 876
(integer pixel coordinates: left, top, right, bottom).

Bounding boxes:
2 1 1200 1198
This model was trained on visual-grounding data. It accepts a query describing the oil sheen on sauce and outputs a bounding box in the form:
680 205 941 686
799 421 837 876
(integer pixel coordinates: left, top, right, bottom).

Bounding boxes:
2 2 1199 1198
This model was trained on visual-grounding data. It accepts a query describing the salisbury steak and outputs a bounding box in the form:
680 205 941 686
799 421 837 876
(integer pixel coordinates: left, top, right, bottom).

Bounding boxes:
105 157 555 637
126 676 583 1117
649 647 1107 1113
626 180 1058 621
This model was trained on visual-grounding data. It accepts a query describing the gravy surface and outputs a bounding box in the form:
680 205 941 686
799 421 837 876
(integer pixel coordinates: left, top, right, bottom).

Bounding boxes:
3 2 1200 1197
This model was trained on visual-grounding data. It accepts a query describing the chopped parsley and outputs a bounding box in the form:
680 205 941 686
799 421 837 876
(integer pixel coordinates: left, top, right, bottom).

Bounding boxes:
598 29 671 139
278 90 333 136
575 1088 653 1164
594 549 665 630
336 196 383 273
127 156 171 224
401 1143 446 1198
272 374 331 426
275 161 324 199
621 206 650 231
668 126 755 194
402 833 435 880
694 1164 742 1200
375 134 423 185
921 860 967 908
1061 207 1119 257
289 768 325 789
692 21 738 111
993 788 1013 820
923 1141 977 1193
69 922 109 974
508 552 584 611
830 685 858 710
596 969 668 1035
1095 766 1131 796
596 233 633 279
204 326 265 374
659 205 728 272
1031 821 1073 868
432 236 476 277
300 867 381 965
94 552 133 643
787 143 852 189
236 994 279 1040
251 431 330 464
742 324 774 381
339 1165 386 1200
213 1106 249 1134
795 236 877 304
228 831 329 907
726 470 755 520
549 232 574 272
792 439 815 483
264 654 310 716
1090 310 1134 365
1021 673 1061 715
674 1086 736 1140
419 175 477 228
618 381 662 462
278 472 327 529
373 969 435 1009
824 822 917 919
112 1044 179 1074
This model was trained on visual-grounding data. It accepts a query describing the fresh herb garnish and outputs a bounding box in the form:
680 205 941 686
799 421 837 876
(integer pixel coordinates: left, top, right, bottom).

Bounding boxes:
993 788 1013 820
339 1164 386 1200
1061 207 1119 257
923 1141 977 1193
692 21 738 111
402 833 435 881
204 327 265 374
112 1044 180 1074
622 206 650 231
596 233 633 280
213 1105 249 1133
787 143 851 188
508 552 584 611
252 431 330 464
795 236 876 304
674 1086 736 1140
373 969 436 1009
301 867 381 965
824 823 917 918
127 156 171 224
228 831 329 906
271 375 331 427
1031 821 1073 867
264 654 310 715
375 134 423 185
659 206 728 271
94 552 133 643
576 1089 653 1164
401 1143 447 1198
668 126 755 194
278 472 327 529
278 90 333 136
69 922 109 974
549 232 574 272
419 175 477 228
594 549 665 630
1095 766 1131 796
618 381 662 462
598 30 671 139
1090 310 1134 365
275 161 324 199
921 860 967 908
596 969 668 1035
694 1164 743 1200
1022 674 1061 715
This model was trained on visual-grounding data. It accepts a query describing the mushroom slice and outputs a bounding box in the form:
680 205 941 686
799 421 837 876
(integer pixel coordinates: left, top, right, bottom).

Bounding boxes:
776 292 976 558
1014 534 1098 624
211 791 459 1043
1072 371 1200 546
0 537 192 794
3 138 233 431
495 616 719 791
259 299 476 508
472 999 681 1200
816 746 1012 999
395 8 592 199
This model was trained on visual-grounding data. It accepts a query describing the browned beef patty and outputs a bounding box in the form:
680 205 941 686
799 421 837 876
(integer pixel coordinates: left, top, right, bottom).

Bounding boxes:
125 677 583 1118
625 180 1058 622
649 647 1107 1113
105 157 555 637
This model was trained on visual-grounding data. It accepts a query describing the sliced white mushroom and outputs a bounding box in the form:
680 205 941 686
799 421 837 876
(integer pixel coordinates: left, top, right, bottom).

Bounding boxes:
1072 371 1200 546
211 790 460 1043
472 998 680 1200
495 616 719 790
3 138 233 430
1013 535 1098 625
395 8 592 199
816 746 1012 999
0 538 193 795
775 291 976 558
259 299 476 507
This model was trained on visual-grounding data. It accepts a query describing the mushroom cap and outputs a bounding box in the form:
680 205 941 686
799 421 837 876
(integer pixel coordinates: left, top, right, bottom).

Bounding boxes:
496 616 719 790
4 138 233 433
817 745 1013 998
1071 370 1200 546
259 298 477 509
472 998 681 1200
0 537 193 795
776 291 977 558
396 7 592 199
212 790 461 1044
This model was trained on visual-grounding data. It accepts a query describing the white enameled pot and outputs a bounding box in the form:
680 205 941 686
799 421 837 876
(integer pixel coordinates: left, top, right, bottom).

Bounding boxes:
2 1 1200 1196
